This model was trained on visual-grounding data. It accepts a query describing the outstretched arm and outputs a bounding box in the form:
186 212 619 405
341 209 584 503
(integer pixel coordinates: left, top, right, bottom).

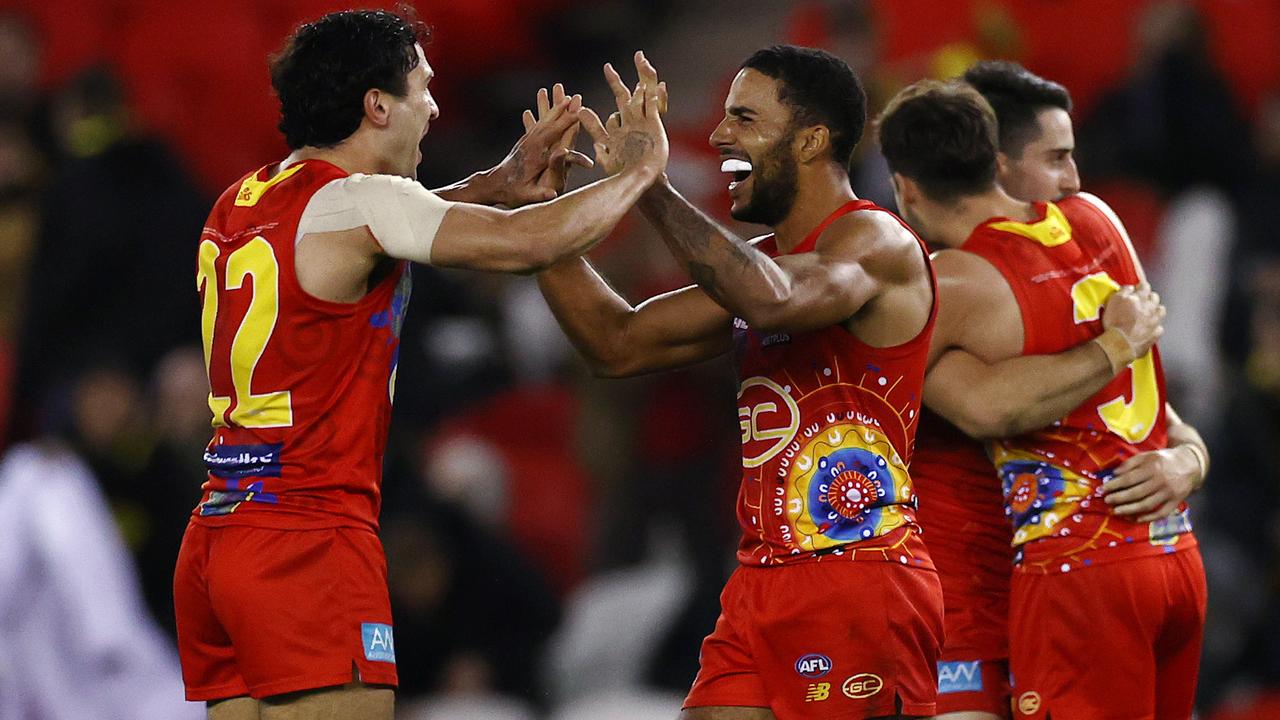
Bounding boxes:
926 284 1165 439
636 181 886 334
537 258 733 378
432 89 591 207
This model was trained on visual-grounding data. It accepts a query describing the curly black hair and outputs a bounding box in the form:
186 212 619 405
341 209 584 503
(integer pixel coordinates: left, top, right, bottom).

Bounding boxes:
962 60 1072 158
740 45 867 171
269 8 429 150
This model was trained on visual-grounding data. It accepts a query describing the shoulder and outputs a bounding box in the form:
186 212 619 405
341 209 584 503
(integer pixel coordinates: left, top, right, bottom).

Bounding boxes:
932 247 1012 307
818 207 925 282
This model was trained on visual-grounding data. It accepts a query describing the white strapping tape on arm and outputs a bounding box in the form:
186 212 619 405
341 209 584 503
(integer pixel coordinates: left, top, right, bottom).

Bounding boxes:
295 173 455 265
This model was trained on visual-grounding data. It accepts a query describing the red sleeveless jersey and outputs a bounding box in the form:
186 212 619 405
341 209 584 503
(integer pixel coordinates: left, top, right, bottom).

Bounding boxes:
962 195 1194 573
911 408 1012 656
733 200 937 568
192 160 411 531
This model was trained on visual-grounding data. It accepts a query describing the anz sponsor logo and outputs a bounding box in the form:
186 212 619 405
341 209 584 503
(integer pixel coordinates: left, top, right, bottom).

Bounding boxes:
361 623 396 664
937 660 983 694
795 653 832 678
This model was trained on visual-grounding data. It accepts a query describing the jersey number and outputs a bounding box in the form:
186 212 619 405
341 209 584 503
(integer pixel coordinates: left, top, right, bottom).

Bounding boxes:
1070 272 1158 442
197 238 293 428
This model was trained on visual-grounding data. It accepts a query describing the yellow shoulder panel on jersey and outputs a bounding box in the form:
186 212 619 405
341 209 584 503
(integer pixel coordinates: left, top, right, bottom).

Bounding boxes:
235 163 305 207
987 202 1073 248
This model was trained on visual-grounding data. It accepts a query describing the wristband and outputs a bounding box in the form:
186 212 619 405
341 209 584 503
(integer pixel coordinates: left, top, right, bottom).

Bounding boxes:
1181 443 1209 490
1093 327 1136 374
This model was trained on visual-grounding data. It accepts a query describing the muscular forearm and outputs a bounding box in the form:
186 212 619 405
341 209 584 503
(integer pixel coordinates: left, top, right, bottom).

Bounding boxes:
928 339 1116 440
514 168 656 268
638 179 789 320
537 259 636 375
433 169 501 205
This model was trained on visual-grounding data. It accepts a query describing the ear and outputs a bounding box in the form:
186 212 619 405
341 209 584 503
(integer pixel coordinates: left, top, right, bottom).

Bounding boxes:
995 150 1013 178
796 125 830 163
891 172 920 206
364 88 391 128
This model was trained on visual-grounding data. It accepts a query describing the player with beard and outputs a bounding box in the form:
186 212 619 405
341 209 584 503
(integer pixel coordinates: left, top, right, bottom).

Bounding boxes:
172 10 669 719
879 80 1207 720
909 62 1209 720
535 45 1166 720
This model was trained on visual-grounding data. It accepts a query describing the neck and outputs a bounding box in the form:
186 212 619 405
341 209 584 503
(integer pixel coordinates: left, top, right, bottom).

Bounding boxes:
928 186 1034 248
281 133 386 177
773 163 857 252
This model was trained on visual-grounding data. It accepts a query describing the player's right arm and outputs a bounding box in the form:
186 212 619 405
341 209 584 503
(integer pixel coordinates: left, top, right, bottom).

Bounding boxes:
536 258 733 378
924 248 1164 440
342 61 668 275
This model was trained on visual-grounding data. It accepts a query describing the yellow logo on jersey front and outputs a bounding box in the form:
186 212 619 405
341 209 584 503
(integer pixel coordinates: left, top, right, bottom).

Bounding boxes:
988 202 1073 247
804 682 830 702
235 163 305 207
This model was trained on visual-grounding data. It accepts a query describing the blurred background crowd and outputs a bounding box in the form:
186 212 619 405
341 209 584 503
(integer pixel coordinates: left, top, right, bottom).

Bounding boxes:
0 0 1277 718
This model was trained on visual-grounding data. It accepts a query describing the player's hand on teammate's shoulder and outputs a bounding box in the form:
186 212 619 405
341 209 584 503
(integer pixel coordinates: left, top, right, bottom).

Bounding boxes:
522 83 595 197
489 85 587 207
1099 282 1165 369
1102 445 1202 522
579 50 669 179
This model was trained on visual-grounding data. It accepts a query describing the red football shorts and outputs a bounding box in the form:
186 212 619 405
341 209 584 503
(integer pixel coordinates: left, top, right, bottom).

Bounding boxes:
1009 546 1206 720
174 522 398 701
934 574 1012 717
685 560 944 719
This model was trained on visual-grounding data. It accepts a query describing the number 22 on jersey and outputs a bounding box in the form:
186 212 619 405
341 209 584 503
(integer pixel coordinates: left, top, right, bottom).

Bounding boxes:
1071 271 1158 442
197 237 293 428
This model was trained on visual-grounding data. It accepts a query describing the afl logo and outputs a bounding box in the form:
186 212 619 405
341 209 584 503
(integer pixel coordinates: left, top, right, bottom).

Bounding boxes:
794 654 832 678
1017 691 1042 714
841 673 883 699
737 376 800 468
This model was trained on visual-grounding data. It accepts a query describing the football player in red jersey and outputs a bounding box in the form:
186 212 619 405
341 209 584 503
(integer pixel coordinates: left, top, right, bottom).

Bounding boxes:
907 61 1210 720
534 45 1166 720
172 9 669 720
879 80 1208 720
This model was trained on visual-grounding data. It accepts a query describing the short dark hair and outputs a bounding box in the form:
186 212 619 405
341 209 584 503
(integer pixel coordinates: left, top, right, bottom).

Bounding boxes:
876 80 999 203
962 60 1072 158
740 45 866 170
269 9 429 150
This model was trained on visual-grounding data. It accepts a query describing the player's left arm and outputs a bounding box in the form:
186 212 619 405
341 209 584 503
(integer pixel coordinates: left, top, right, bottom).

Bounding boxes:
432 85 591 208
1103 403 1209 521
638 182 892 334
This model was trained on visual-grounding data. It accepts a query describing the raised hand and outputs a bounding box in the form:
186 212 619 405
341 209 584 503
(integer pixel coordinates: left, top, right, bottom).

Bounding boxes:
1101 283 1165 365
490 89 585 207
579 50 669 178
522 83 594 197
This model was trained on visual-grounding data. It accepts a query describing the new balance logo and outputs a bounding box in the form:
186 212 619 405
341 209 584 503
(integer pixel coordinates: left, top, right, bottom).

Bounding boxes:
804 683 830 702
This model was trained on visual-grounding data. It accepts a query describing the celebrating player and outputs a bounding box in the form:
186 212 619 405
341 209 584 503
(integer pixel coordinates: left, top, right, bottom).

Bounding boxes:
172 9 668 720
879 79 1208 720
538 45 943 720
907 61 1210 720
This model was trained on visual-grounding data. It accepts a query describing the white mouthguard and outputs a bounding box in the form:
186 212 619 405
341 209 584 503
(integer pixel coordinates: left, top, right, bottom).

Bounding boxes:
720 159 753 174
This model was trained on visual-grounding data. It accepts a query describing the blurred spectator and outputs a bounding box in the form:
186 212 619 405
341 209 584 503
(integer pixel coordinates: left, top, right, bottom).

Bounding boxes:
0 439 201 719
11 65 204 442
381 447 563 707
1079 1 1253 198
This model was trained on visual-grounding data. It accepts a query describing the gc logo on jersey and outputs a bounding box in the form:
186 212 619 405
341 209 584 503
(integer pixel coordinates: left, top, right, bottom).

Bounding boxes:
795 653 832 678
1017 690 1042 715
738 376 799 468
842 673 883 699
